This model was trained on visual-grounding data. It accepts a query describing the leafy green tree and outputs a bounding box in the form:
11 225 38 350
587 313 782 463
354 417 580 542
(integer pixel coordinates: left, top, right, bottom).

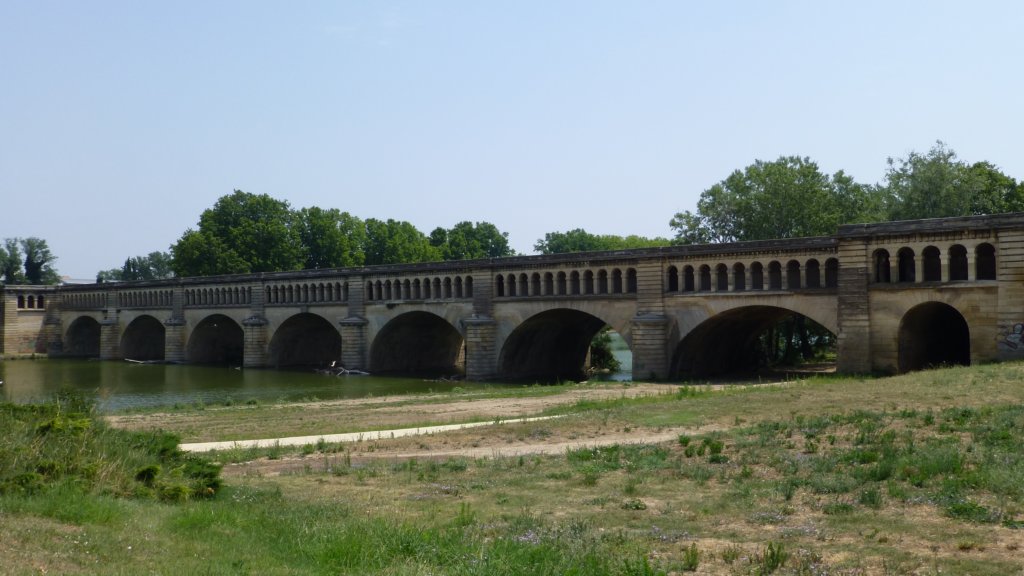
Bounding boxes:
170 229 250 277
882 142 1023 220
170 191 304 276
21 237 60 284
97 252 174 282
0 238 25 284
297 207 366 269
670 156 883 244
429 221 516 260
534 229 669 254
363 219 441 265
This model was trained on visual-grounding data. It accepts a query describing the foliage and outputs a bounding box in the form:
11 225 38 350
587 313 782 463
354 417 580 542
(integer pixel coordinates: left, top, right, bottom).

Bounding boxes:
430 221 516 260
96 251 174 283
534 229 670 254
362 218 441 265
882 141 1024 221
170 190 304 277
0 237 59 285
297 207 366 269
0 238 24 284
589 328 623 373
0 392 221 501
670 156 886 244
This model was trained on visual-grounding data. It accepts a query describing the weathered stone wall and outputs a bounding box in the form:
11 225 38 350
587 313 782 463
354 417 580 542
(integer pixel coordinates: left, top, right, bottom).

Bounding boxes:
0 286 57 357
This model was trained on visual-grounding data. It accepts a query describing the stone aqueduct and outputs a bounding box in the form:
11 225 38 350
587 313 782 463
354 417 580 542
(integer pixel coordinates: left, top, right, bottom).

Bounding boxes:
4 213 1024 380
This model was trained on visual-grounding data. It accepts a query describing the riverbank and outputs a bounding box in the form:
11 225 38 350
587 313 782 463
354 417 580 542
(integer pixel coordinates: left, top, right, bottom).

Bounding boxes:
5 363 1024 574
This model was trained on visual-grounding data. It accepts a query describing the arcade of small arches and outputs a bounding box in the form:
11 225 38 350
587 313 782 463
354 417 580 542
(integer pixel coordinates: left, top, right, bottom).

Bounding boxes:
495 268 638 298
871 242 997 283
366 275 474 302
15 294 46 309
185 286 253 307
666 257 840 293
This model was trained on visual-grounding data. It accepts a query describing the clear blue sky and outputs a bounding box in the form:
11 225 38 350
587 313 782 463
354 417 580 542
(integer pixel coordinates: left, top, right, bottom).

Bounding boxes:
2 1 1022 279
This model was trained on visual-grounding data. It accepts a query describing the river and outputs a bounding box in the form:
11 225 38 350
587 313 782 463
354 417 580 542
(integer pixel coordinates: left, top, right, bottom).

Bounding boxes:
0 346 632 412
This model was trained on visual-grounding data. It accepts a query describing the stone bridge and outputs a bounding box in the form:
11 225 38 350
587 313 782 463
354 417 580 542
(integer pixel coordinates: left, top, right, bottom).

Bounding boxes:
4 213 1024 380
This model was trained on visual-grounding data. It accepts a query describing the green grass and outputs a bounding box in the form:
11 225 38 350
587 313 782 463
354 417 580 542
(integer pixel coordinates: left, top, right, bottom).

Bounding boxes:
7 364 1024 573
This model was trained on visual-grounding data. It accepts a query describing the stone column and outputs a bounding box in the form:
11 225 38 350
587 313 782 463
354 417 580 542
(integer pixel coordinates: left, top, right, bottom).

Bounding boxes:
463 315 497 380
940 248 950 282
967 252 977 281
339 317 368 370
631 313 669 380
914 255 924 284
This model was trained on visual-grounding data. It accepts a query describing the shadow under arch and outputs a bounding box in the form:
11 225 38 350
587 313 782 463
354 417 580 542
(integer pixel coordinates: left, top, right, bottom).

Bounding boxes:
499 308 613 382
186 314 243 365
66 316 101 358
671 306 835 379
898 302 970 372
269 313 341 368
370 311 463 376
121 315 166 361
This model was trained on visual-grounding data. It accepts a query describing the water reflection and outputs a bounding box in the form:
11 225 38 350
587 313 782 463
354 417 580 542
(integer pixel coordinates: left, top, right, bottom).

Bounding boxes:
0 360 496 412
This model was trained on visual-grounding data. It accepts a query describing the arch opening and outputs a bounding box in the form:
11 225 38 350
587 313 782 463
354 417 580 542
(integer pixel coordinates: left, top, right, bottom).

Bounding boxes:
186 314 244 365
898 302 970 372
66 317 101 358
671 306 835 380
121 315 165 361
499 309 616 382
370 312 464 376
269 313 341 368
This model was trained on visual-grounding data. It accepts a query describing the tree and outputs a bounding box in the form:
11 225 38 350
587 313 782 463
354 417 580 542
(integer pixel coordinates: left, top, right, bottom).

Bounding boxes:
170 229 250 277
670 156 884 244
429 221 516 260
534 229 669 254
362 219 441 265
21 237 60 284
882 142 1023 220
97 252 175 283
0 238 25 284
297 207 366 269
170 191 304 276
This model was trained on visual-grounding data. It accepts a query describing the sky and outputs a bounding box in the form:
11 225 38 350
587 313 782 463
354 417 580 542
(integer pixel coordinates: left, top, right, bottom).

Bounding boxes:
2 1 1022 280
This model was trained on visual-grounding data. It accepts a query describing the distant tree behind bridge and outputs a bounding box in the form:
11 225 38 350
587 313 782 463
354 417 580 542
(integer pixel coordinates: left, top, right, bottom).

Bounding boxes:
97 252 174 283
164 191 516 277
430 221 516 260
0 237 60 285
671 142 1023 245
534 229 670 254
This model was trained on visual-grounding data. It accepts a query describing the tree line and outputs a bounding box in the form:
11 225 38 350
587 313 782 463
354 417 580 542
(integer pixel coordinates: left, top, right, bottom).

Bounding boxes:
0 237 60 285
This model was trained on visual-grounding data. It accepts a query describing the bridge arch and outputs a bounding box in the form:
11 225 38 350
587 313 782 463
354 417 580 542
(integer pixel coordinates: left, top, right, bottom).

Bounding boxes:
186 314 243 365
670 305 836 379
898 302 970 372
268 312 341 368
121 315 165 361
369 311 464 376
498 308 623 382
65 316 101 358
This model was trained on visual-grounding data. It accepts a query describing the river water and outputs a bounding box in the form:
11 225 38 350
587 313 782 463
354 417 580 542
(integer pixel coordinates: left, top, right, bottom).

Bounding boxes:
0 347 632 412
